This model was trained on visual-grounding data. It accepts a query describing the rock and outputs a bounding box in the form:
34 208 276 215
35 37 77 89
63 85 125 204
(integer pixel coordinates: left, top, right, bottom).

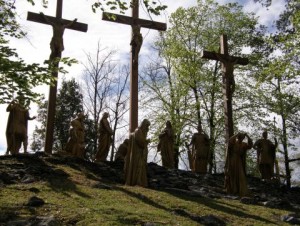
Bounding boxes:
281 213 300 225
198 214 226 226
7 216 60 226
21 175 36 184
262 198 292 209
26 196 45 207
92 182 112 190
34 215 60 226
29 187 40 193
240 197 258 205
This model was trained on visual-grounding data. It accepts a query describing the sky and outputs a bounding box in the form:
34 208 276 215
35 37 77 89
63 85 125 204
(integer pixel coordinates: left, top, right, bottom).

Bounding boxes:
0 0 286 156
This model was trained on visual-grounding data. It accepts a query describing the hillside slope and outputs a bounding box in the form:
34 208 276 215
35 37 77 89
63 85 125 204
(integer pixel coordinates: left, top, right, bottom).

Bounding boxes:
0 153 299 225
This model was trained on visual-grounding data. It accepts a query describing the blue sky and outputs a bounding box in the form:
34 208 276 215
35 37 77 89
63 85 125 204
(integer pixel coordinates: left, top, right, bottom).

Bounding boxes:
0 0 286 156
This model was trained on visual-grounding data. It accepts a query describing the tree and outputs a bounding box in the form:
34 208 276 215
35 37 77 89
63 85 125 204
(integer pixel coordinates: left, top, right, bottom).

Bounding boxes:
54 78 84 151
142 0 263 172
107 66 130 161
0 0 53 104
141 35 190 169
31 78 84 152
249 0 300 187
81 42 116 158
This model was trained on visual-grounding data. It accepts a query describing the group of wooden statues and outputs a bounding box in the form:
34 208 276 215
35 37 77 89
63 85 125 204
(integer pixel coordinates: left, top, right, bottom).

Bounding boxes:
5 97 278 197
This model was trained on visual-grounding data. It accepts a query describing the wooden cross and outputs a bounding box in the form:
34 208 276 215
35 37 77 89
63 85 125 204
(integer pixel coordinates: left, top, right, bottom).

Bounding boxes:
201 34 249 144
27 0 88 154
102 0 167 132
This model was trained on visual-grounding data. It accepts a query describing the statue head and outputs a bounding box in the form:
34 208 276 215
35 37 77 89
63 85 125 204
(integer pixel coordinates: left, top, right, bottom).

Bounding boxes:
166 120 172 127
103 112 109 118
197 124 203 132
237 132 246 142
16 94 25 106
262 130 268 139
140 119 150 132
77 112 85 120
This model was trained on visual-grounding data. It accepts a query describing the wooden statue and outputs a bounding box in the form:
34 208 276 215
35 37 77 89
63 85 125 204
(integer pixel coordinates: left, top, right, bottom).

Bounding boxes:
65 112 85 158
253 130 277 180
157 120 175 169
6 96 36 154
189 124 210 174
224 132 253 197
40 12 77 59
130 25 143 63
125 119 150 187
114 138 129 162
94 112 113 162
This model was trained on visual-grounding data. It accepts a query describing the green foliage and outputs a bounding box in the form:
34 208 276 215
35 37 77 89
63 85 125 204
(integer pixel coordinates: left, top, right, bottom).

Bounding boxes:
143 0 263 171
0 0 53 104
54 79 84 151
31 79 84 152
91 0 167 15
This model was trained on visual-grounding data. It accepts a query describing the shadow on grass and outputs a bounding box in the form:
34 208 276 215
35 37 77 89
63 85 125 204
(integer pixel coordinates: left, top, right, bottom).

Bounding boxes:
1 153 91 199
164 189 276 224
115 186 222 225
116 186 275 225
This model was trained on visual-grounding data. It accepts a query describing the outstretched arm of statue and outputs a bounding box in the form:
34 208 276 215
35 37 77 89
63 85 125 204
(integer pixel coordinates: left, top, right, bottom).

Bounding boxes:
40 12 55 26
64 18 78 29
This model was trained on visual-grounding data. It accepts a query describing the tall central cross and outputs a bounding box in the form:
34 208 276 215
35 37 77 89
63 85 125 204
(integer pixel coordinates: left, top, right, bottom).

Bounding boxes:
201 34 249 144
27 0 88 154
102 0 167 132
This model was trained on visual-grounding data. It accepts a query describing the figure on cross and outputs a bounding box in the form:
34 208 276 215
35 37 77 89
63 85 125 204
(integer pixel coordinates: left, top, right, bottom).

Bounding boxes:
130 25 143 63
40 12 77 59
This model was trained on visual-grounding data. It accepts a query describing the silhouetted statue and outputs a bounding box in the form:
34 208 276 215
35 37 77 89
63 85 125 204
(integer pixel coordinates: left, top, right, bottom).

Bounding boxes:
253 130 277 180
189 124 210 173
225 132 253 197
114 138 129 162
65 112 85 158
130 25 143 63
6 96 36 154
95 112 113 162
157 120 175 169
40 12 77 59
125 119 150 187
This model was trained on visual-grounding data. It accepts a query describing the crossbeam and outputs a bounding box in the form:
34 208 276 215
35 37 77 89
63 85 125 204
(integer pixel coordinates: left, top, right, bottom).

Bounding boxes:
27 12 88 32
102 12 166 31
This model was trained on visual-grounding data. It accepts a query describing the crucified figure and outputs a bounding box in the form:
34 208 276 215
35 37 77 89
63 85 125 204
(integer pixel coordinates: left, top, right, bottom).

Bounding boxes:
217 55 239 96
40 12 77 59
130 25 143 63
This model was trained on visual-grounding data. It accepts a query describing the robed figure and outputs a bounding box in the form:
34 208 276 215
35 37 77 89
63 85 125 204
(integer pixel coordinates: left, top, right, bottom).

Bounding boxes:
125 119 150 187
189 124 210 173
253 131 277 180
6 96 36 154
224 132 253 197
65 112 85 158
157 120 175 169
95 112 113 162
114 138 129 163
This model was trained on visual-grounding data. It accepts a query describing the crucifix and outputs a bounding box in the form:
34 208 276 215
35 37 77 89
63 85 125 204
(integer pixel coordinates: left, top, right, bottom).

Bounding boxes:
102 0 167 132
201 34 249 144
27 0 88 154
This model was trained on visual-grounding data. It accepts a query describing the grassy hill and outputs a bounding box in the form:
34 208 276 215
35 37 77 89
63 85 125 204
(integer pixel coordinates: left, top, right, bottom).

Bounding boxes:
0 153 299 225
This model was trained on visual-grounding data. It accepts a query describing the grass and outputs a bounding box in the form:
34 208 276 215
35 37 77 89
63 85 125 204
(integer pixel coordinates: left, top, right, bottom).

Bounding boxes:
0 155 294 225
